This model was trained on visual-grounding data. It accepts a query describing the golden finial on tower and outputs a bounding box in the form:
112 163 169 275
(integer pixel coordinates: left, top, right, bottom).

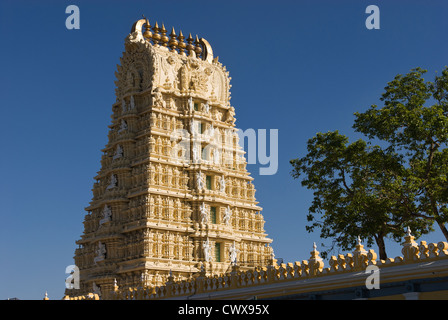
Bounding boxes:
194 35 202 57
152 21 161 45
168 27 178 52
186 33 195 55
160 24 169 47
177 30 186 55
142 15 152 40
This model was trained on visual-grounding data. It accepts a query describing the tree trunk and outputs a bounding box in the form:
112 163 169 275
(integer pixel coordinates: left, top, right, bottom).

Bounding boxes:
437 220 448 242
374 235 388 261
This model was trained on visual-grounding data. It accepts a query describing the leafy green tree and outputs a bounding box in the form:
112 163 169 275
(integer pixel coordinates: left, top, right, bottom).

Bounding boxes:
290 67 448 260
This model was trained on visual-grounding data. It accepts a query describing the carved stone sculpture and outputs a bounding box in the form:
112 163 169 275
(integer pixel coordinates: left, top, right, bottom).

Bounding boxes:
153 88 166 108
188 97 193 112
196 171 204 190
229 241 239 265
122 99 127 112
118 119 127 133
203 238 212 262
130 95 135 110
94 242 106 264
106 174 117 190
219 176 226 193
200 202 208 224
99 205 112 225
113 145 123 160
223 206 232 225
203 101 210 113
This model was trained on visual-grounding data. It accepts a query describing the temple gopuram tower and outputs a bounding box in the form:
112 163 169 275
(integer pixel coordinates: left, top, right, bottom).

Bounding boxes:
67 17 273 298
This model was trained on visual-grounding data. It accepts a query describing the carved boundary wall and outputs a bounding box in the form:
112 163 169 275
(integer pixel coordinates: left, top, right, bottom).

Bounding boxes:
64 231 448 300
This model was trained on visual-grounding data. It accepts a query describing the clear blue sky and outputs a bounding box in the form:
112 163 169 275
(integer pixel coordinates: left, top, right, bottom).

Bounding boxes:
1 0 447 300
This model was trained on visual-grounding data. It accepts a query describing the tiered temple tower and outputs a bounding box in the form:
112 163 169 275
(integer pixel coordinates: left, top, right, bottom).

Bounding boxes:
67 17 273 298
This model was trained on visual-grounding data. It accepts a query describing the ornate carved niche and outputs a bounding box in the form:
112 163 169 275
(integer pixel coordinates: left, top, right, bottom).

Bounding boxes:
125 67 141 92
178 59 208 94
178 64 188 93
115 41 154 100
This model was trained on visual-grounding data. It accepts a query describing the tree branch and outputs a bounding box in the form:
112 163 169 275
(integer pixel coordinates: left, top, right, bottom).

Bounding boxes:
340 168 353 195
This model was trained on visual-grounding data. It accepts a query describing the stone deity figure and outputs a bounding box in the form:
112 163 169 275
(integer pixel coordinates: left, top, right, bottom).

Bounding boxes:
223 206 232 226
196 171 205 190
229 241 239 265
270 250 275 264
214 110 222 121
188 97 194 112
94 242 106 264
99 205 112 225
126 71 134 88
92 282 101 296
200 202 208 224
190 120 196 135
192 145 199 163
211 148 220 165
130 95 135 110
203 238 212 262
106 174 117 190
153 89 166 108
122 99 127 113
203 102 210 113
169 97 176 110
226 106 236 124
118 119 128 133
219 176 226 193
208 124 215 138
113 144 123 160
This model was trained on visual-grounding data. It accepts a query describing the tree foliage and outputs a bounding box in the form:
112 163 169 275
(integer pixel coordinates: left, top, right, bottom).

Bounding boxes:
290 67 448 260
